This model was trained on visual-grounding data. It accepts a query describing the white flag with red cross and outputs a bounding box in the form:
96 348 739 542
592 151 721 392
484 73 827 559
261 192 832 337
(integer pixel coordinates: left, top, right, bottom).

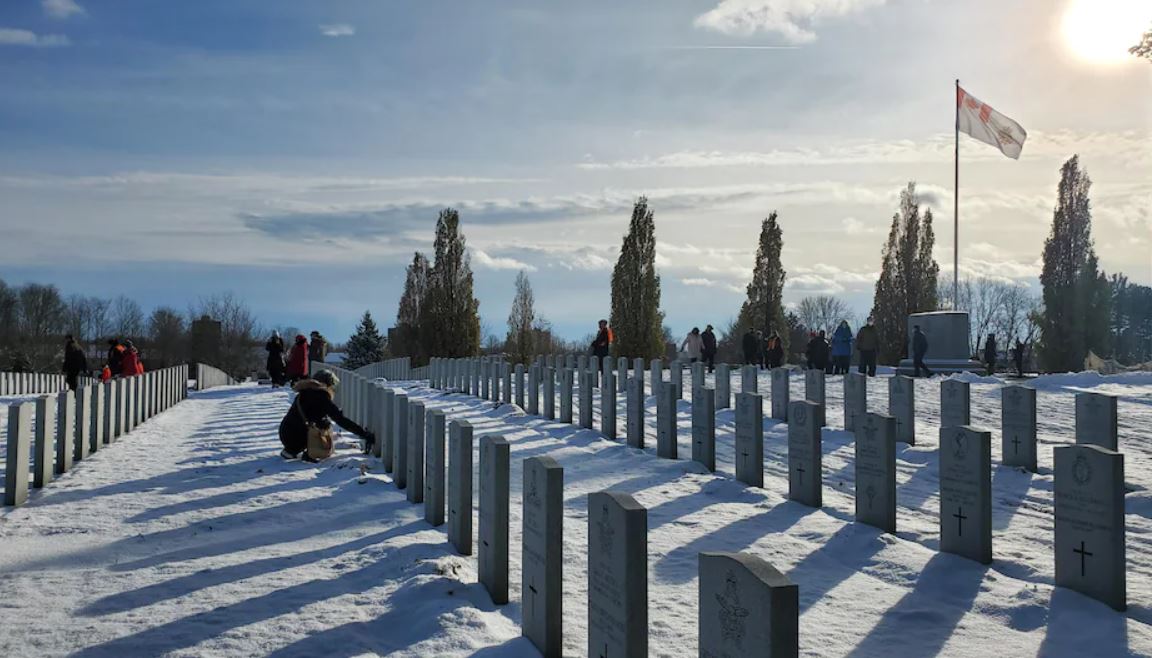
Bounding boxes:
957 85 1027 159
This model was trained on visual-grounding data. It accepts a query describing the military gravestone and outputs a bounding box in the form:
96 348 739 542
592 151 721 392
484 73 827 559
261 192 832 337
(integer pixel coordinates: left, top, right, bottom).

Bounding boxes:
939 426 992 564
1001 386 1037 472
736 393 764 488
855 412 896 533
407 401 426 504
559 368 574 424
543 367 556 420
1074 392 1119 452
393 393 409 489
741 365 758 395
657 385 677 459
479 435 511 604
425 409 446 526
692 386 716 471
627 376 645 449
448 420 474 555
521 456 564 657
716 363 731 410
804 369 825 427
587 491 648 658
940 379 970 430
770 368 789 421
1054 444 1125 611
888 375 915 445
698 552 799 658
601 369 617 440
788 400 822 508
580 370 595 430
843 373 867 432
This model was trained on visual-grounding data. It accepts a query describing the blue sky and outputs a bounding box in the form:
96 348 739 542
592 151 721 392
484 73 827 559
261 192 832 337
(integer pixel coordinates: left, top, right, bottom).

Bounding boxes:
1 0 1150 343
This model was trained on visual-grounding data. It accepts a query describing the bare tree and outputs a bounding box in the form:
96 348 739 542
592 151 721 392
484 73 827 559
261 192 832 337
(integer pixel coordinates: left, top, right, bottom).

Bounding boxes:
149 306 186 369
16 284 67 369
188 292 261 377
506 270 536 364
111 295 145 340
796 295 855 335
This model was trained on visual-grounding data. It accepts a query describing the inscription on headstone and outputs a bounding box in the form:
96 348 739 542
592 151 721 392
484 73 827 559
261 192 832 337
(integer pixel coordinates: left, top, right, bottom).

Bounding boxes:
587 491 647 658
692 386 716 472
770 368 789 421
521 456 564 656
843 373 867 433
698 552 799 658
788 400 822 508
736 393 764 488
1054 444 1125 611
479 435 510 604
939 426 992 564
1074 392 1119 452
855 412 896 533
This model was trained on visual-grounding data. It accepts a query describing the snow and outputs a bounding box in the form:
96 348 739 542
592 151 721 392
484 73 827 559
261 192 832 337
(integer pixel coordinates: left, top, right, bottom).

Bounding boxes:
1 371 1151 657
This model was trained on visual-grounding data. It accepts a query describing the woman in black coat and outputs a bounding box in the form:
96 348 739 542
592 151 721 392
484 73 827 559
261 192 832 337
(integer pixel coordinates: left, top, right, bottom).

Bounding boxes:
279 370 374 462
266 331 287 387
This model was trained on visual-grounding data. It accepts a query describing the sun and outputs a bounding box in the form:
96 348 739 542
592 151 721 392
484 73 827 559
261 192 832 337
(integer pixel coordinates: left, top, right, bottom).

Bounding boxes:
1062 0 1152 64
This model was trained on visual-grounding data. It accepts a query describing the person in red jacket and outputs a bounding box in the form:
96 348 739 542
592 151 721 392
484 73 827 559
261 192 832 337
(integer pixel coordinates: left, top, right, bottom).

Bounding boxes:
120 340 141 377
286 334 309 383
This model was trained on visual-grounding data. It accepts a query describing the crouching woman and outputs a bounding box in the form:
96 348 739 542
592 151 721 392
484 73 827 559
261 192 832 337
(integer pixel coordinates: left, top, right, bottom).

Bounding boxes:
279 369 375 462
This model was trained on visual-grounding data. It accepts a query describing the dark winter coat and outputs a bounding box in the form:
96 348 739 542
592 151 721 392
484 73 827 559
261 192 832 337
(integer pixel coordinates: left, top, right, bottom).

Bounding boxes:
287 337 309 378
741 331 759 361
120 348 140 378
278 379 370 455
855 325 879 352
701 329 717 356
63 341 88 376
806 336 830 368
765 337 785 368
591 327 612 358
831 324 853 358
983 337 998 362
108 344 125 374
266 337 285 369
308 336 328 364
913 330 928 358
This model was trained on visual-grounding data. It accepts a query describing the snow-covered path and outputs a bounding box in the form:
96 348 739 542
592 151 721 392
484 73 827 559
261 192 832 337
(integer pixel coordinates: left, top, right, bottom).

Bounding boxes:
1 374 1151 657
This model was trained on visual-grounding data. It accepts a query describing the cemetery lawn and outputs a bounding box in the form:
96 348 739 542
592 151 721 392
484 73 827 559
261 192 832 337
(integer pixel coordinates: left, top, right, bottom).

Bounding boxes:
2 371 1151 657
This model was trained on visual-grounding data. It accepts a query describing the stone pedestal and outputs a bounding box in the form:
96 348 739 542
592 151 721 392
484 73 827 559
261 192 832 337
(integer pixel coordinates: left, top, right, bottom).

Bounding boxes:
897 311 983 374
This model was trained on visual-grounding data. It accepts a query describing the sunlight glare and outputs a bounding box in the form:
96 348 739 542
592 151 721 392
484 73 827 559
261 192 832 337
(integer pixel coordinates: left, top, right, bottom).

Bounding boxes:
1062 0 1152 64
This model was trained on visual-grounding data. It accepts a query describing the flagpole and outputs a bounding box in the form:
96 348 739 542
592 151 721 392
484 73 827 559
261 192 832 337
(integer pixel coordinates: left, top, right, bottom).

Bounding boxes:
953 78 960 310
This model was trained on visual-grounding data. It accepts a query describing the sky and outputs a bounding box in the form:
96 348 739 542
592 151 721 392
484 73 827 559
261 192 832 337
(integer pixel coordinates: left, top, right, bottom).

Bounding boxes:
1 0 1150 343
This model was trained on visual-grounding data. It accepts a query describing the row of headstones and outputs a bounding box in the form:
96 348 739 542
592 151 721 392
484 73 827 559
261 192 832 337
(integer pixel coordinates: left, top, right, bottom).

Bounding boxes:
0 372 93 397
357 374 799 657
194 363 238 391
342 357 412 382
425 359 1128 613
4 365 189 507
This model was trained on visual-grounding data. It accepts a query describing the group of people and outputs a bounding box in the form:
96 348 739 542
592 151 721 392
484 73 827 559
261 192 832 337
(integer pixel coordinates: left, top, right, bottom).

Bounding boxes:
265 330 328 387
678 325 719 371
981 333 1029 377
61 335 144 391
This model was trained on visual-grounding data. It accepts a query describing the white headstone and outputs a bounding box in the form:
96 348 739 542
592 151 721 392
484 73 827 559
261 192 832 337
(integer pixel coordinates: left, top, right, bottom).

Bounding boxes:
736 393 764 488
479 434 510 604
1054 444 1125 611
888 375 915 445
1001 386 1037 472
939 425 992 564
521 456 564 656
698 552 799 658
1074 392 1119 452
587 491 647 658
788 400 822 508
855 412 896 533
692 386 716 471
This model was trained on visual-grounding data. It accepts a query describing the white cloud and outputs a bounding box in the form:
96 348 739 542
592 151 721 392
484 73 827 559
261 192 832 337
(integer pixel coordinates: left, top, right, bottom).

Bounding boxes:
841 217 877 235
786 263 877 294
472 248 536 272
681 277 743 293
0 28 70 47
319 24 355 38
695 0 887 43
42 0 84 19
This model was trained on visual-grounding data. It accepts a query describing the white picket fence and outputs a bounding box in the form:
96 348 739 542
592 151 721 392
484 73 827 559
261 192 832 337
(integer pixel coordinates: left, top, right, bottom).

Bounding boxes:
1 372 73 396
3 364 190 507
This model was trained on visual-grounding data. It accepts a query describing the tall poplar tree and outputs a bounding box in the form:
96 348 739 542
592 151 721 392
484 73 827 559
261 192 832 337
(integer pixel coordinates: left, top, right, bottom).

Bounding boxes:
506 270 536 365
392 252 429 360
870 182 940 364
735 212 788 353
609 197 664 359
1037 155 1111 371
420 209 481 359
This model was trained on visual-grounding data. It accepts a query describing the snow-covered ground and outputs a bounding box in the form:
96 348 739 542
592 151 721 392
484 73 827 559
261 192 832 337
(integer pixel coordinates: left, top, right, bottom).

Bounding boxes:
1 371 1150 657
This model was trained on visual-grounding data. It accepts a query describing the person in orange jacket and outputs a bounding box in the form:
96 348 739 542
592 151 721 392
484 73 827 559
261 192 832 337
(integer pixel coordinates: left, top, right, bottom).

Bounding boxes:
100 365 112 382
120 340 141 377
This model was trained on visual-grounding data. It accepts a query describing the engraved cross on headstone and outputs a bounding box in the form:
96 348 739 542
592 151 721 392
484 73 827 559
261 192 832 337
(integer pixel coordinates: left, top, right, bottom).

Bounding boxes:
795 464 805 485
1011 433 1021 455
1074 540 1093 577
953 506 967 536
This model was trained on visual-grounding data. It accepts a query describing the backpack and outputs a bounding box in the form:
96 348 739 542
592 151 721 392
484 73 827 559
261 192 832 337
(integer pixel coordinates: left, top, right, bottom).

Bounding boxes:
295 396 334 460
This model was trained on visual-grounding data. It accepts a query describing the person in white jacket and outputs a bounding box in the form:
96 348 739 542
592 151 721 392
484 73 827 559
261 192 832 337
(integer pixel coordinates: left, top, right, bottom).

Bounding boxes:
680 327 703 363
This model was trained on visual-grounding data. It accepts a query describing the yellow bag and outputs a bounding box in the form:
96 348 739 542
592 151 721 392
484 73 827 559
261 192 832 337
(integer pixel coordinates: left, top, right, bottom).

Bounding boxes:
296 399 334 460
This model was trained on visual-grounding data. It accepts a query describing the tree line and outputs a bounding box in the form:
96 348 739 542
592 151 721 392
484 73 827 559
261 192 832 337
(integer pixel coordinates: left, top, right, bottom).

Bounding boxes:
385 153 1150 373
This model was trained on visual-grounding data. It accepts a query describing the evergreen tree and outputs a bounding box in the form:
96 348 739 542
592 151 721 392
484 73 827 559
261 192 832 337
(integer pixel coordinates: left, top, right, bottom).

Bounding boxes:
506 270 536 365
393 252 429 360
420 209 481 360
870 182 941 364
344 310 386 369
609 197 664 358
1037 156 1111 371
734 212 788 355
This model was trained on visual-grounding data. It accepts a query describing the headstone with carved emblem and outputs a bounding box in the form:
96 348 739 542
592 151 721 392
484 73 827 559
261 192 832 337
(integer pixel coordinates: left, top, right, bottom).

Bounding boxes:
698 552 799 658
888 375 916 445
940 379 970 431
1001 385 1037 471
939 425 992 564
855 412 896 533
521 456 564 656
788 400 822 508
736 393 764 488
843 372 867 433
587 491 647 658
1074 392 1118 452
1054 444 1125 611
479 434 510 604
